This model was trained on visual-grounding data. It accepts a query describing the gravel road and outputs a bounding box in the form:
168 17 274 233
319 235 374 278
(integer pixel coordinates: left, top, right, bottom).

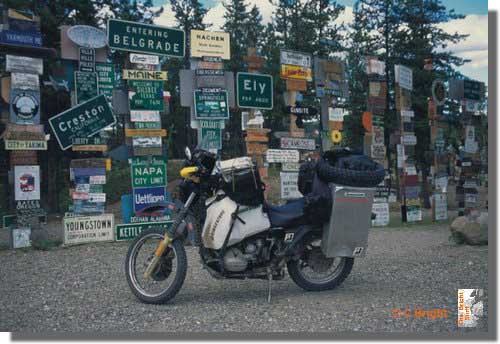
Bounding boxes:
0 223 489 334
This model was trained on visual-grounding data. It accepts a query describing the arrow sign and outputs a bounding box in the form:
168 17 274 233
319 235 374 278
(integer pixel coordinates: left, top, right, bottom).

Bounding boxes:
286 106 318 116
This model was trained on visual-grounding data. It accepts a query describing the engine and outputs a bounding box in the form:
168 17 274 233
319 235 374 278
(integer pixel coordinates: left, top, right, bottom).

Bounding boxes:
223 238 265 272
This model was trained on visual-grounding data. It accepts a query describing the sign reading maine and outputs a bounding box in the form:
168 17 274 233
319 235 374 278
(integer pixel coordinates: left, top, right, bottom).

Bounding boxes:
107 19 185 58
49 94 116 150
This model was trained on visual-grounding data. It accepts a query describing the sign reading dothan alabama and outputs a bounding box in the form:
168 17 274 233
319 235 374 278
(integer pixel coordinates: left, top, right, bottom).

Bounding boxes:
107 19 185 58
49 94 116 150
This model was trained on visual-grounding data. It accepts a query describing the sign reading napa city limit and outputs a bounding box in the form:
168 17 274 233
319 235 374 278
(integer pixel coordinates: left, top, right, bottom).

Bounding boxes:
130 156 167 188
107 19 185 58
237 72 273 110
49 94 116 150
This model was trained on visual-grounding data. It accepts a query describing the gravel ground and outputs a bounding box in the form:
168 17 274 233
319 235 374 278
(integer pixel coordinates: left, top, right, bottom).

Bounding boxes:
0 222 489 334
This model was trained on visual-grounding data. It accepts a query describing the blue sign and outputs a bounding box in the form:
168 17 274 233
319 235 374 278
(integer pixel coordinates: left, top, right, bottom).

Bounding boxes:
72 168 106 178
1 30 42 47
121 194 134 223
133 186 167 213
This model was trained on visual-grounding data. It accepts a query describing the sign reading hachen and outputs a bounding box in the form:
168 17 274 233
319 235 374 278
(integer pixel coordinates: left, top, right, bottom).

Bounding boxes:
63 214 114 245
190 29 230 60
107 19 185 58
49 94 116 150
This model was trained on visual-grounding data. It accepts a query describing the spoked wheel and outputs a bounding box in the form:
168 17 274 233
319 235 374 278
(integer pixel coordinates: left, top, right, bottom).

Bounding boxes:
125 229 187 304
287 236 354 291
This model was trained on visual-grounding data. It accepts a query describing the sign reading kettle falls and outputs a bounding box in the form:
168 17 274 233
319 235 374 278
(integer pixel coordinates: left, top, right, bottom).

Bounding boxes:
49 95 116 150
107 19 185 58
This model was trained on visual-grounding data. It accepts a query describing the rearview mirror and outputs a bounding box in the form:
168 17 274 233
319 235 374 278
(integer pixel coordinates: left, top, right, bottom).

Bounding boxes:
185 147 192 160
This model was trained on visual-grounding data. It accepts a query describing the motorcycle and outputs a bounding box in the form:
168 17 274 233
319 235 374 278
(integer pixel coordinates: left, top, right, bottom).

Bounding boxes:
125 147 378 304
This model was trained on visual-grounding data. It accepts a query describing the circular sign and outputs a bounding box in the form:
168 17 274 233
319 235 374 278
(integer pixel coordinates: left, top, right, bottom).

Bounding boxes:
67 25 107 48
331 130 342 143
12 92 39 120
432 79 446 106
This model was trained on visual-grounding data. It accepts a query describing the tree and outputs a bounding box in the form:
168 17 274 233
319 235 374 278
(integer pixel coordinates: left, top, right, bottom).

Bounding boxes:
223 0 250 72
245 5 265 49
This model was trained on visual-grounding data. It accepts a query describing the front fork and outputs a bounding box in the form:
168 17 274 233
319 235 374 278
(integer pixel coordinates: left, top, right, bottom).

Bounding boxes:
143 191 197 279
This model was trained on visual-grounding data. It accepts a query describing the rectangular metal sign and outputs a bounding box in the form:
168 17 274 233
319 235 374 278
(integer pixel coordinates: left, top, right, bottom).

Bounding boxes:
115 221 172 241
130 53 160 65
131 159 167 188
130 110 161 122
133 187 167 212
280 137 316 150
280 50 312 68
6 55 43 75
5 140 47 150
237 72 273 109
123 69 168 80
194 90 229 119
280 65 312 81
75 71 98 104
266 149 300 163
63 213 114 245
132 136 162 148
95 63 115 101
280 172 302 200
199 122 222 150
190 29 230 60
107 19 185 58
79 47 95 72
49 94 116 150
11 73 39 89
128 80 164 111
395 64 413 91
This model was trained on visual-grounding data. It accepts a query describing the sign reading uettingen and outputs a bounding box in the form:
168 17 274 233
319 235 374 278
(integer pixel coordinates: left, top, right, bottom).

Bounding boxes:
49 94 116 150
107 19 185 58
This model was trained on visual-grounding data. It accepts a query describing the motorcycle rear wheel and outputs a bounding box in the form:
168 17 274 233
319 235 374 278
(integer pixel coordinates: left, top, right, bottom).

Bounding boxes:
287 237 354 291
125 229 187 304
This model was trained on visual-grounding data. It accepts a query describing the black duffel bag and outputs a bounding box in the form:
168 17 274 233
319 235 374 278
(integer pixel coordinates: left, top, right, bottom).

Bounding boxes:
222 166 265 206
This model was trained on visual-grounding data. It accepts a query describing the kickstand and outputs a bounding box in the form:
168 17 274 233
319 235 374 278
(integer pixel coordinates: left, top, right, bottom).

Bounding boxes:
267 268 272 303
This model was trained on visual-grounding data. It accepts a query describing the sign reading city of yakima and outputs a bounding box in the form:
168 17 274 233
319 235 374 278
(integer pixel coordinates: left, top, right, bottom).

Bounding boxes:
95 63 115 100
194 90 229 119
107 19 185 58
5 140 47 150
75 71 98 104
190 29 230 59
49 94 116 150
123 69 168 80
128 80 164 111
236 72 273 110
280 137 315 150
131 157 167 188
115 221 172 241
280 49 312 68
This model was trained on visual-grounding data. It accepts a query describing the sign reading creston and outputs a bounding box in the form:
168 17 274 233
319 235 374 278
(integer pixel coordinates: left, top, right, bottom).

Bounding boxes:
237 72 273 110
49 94 116 151
107 19 185 58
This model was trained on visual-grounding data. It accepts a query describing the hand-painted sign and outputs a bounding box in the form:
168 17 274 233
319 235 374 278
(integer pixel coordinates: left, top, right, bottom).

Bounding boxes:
329 108 346 122
395 64 413 91
190 29 230 59
123 70 168 80
280 172 302 200
49 94 116 150
132 136 162 148
67 25 107 48
75 71 98 104
246 142 268 155
280 50 312 68
6 55 43 75
130 110 161 122
266 149 300 163
107 19 185 58
401 134 417 146
10 150 37 165
10 89 40 124
280 64 312 81
115 221 172 241
125 128 167 137
131 158 167 188
130 53 160 65
280 137 316 150
371 202 389 226
5 140 47 150
14 166 40 201
194 90 229 119
236 72 273 109
133 187 167 212
63 213 114 245
128 80 164 111
79 47 95 72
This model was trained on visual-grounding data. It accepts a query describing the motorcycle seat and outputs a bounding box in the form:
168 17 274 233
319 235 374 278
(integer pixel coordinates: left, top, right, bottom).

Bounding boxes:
265 198 306 228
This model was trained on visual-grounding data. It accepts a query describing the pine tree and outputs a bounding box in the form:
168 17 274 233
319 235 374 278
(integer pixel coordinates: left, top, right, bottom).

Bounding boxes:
245 5 265 50
223 0 250 72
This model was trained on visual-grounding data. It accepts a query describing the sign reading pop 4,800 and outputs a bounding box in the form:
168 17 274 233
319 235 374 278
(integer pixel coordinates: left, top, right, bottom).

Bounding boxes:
237 72 273 110
107 19 185 58
49 94 116 150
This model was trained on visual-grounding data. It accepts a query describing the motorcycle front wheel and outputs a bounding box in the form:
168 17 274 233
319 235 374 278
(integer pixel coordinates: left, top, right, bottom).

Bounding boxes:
287 237 354 291
125 229 187 304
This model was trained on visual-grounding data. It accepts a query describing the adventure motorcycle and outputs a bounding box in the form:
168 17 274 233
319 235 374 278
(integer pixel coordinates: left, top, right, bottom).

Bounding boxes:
125 147 385 304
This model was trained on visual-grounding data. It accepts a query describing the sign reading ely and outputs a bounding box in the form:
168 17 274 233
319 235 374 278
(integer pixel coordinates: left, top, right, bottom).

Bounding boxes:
237 72 273 110
107 19 185 58
49 94 116 150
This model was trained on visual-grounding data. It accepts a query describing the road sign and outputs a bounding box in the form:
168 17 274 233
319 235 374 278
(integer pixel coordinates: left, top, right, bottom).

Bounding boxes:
75 71 98 104
10 89 40 124
107 19 185 58
194 90 229 119
115 221 172 241
95 63 115 101
123 70 168 81
133 187 167 212
280 172 301 200
199 120 223 150
128 80 164 111
130 110 160 122
49 94 116 150
6 55 43 75
5 140 47 150
131 159 167 188
280 65 312 81
125 128 167 137
395 64 413 91
280 49 312 68
132 136 162 148
190 29 230 59
79 47 95 72
11 73 39 90
280 137 316 150
287 106 317 116
63 214 114 245
0 30 42 47
130 53 160 65
236 72 273 109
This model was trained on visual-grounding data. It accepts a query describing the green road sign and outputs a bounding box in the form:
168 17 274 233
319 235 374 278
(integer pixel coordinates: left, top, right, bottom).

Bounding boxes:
49 94 116 150
237 72 273 109
131 158 167 188
107 19 185 58
95 63 115 101
463 80 483 101
75 71 98 104
198 120 224 150
194 90 229 119
115 221 172 241
128 80 164 111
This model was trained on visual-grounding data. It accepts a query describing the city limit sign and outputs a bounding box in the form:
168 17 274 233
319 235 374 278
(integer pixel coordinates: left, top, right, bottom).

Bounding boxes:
237 72 273 110
107 19 185 58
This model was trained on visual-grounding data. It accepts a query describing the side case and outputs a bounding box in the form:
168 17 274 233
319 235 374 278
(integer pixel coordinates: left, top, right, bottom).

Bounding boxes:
321 184 374 258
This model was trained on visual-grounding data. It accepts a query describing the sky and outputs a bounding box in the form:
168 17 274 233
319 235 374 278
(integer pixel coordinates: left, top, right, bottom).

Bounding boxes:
152 0 488 85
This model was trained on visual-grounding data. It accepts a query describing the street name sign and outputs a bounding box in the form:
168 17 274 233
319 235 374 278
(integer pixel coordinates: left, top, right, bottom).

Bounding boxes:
236 72 273 109
107 19 185 58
